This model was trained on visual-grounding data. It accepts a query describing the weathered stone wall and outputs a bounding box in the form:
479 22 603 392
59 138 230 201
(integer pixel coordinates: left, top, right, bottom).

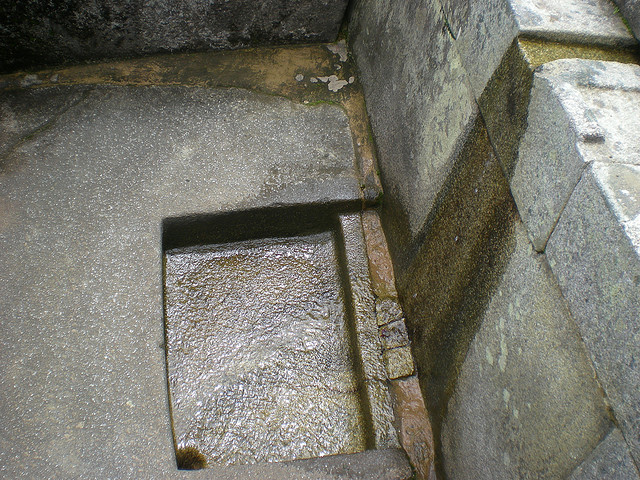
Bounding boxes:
349 0 640 478
0 0 348 73
614 0 640 40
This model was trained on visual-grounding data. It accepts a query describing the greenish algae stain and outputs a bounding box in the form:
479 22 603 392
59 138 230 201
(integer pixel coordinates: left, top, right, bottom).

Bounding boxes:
396 118 518 478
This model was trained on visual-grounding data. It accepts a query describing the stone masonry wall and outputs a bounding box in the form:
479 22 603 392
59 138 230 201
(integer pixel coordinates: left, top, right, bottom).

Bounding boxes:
349 0 640 478
0 0 349 73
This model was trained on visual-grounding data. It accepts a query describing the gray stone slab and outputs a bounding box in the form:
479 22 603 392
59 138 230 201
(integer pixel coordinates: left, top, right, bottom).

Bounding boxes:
0 0 349 73
0 85 362 477
512 59 640 251
441 222 611 480
569 428 640 480
510 0 636 47
547 162 640 466
348 0 476 251
614 0 640 41
440 0 519 99
0 86 88 157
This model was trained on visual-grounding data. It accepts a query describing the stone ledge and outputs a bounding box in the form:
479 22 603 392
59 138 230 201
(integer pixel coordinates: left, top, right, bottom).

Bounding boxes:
512 59 640 251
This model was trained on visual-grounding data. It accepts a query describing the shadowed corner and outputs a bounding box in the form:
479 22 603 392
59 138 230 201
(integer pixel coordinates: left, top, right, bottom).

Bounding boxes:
176 445 208 470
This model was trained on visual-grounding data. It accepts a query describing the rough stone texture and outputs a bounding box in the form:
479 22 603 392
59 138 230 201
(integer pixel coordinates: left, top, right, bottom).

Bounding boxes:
512 59 640 251
390 377 437 480
614 0 640 41
0 0 349 73
510 0 636 47
376 298 404 328
164 232 368 465
441 222 612 480
348 0 476 265
477 39 534 180
339 214 399 450
569 428 640 480
440 0 519 99
547 162 640 465
383 347 415 380
185 449 413 480
0 86 89 157
0 85 370 477
397 118 515 424
380 320 410 351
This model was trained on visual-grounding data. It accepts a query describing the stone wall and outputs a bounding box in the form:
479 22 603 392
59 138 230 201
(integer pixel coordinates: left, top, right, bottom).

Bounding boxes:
614 0 640 40
349 0 640 478
0 0 348 73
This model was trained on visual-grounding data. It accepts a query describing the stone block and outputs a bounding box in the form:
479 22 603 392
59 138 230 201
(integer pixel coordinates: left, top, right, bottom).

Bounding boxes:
390 377 437 480
547 162 640 465
376 298 404 328
0 0 349 73
614 0 640 41
510 0 636 47
339 214 399 449
349 0 476 261
441 222 612 479
569 428 640 480
362 210 398 298
477 38 534 180
380 320 410 351
383 347 415 380
0 86 88 158
512 59 640 251
397 117 515 418
440 0 519 99
186 448 413 480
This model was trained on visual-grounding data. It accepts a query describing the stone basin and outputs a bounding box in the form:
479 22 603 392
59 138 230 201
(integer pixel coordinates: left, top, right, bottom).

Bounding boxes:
162 208 395 468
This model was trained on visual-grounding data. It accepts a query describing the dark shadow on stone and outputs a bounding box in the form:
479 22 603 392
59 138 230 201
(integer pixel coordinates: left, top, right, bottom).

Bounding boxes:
478 38 534 181
393 117 518 478
162 200 360 251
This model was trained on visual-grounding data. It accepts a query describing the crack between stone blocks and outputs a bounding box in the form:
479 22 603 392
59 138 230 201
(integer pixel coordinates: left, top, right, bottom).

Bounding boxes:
539 160 590 254
0 87 95 165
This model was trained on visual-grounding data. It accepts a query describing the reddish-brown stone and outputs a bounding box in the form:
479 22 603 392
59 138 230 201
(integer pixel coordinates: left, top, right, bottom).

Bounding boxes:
362 210 398 298
390 377 437 480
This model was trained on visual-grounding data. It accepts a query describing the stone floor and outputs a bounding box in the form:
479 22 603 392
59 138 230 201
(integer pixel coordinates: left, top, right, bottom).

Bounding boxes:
0 44 433 479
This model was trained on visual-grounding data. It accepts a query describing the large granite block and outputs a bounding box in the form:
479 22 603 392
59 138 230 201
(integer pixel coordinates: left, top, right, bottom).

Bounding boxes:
512 59 640 251
569 428 640 480
0 0 349 72
441 222 611 479
348 0 475 266
547 162 640 465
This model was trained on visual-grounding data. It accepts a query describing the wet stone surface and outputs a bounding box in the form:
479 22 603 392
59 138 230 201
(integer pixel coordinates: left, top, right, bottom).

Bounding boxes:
164 232 367 465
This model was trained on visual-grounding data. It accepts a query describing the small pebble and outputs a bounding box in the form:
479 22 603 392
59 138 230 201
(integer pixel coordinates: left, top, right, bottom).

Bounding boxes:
295 73 304 82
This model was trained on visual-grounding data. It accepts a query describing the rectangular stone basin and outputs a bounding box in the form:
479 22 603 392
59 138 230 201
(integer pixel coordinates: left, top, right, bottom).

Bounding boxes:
162 207 395 469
